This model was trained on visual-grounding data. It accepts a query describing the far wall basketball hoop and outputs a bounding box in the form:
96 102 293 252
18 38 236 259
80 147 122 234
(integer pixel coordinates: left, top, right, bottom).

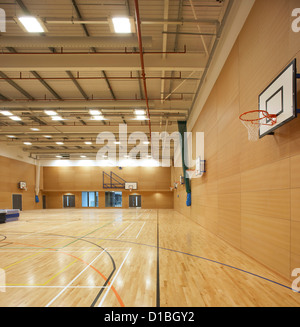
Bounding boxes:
125 182 137 192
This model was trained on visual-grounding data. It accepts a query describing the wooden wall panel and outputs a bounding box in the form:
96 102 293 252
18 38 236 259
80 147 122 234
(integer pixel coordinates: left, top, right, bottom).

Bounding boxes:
0 156 43 210
173 0 300 279
291 188 300 222
241 213 291 278
43 166 171 192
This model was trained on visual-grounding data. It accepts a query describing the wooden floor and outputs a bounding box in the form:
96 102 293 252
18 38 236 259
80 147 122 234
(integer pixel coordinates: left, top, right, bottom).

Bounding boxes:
0 208 299 307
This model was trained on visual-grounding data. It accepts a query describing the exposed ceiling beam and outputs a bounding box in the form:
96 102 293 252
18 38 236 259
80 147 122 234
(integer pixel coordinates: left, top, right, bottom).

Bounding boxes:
70 0 117 101
66 70 89 100
0 53 205 72
30 71 63 100
0 71 35 100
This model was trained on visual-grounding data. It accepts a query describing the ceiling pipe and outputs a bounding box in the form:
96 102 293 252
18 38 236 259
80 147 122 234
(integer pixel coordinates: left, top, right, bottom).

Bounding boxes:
134 0 152 142
0 48 186 55
0 36 153 49
0 73 199 81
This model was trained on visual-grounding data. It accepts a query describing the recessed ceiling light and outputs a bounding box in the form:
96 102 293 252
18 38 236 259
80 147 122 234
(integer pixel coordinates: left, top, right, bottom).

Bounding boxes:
135 115 147 120
16 16 47 33
56 142 64 145
23 142 32 145
44 110 57 116
143 141 150 145
51 116 64 121
44 135 52 138
85 141 92 145
89 109 101 116
80 155 87 158
9 116 22 121
56 155 62 158
1 111 13 116
30 128 40 131
134 109 145 115
110 17 134 34
6 135 16 138
91 115 105 121
114 141 121 145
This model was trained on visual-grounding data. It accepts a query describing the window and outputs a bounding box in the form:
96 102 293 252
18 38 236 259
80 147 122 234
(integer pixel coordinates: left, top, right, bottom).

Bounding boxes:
82 192 99 208
105 192 122 208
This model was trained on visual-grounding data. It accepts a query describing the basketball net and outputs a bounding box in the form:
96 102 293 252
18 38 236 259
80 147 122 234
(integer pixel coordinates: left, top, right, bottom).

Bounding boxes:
240 121 261 142
239 110 277 142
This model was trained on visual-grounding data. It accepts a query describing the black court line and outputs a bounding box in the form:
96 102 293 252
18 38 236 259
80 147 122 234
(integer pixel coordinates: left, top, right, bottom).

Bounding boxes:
79 236 300 294
0 231 117 307
45 233 116 307
156 210 160 307
0 235 12 247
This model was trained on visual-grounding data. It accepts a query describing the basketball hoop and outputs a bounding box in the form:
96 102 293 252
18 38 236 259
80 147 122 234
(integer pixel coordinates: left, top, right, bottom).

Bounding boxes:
239 110 277 141
128 186 133 192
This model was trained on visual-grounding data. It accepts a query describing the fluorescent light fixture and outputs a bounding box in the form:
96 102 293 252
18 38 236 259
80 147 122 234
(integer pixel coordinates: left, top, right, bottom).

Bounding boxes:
80 155 87 158
51 116 64 121
45 110 57 116
91 115 105 121
30 128 40 131
89 109 101 115
114 141 121 145
85 141 92 145
134 109 145 115
9 116 22 121
6 135 16 138
23 142 32 145
1 111 13 116
44 135 52 138
56 155 62 158
143 141 150 145
16 16 47 33
135 115 148 120
56 142 64 145
110 17 134 34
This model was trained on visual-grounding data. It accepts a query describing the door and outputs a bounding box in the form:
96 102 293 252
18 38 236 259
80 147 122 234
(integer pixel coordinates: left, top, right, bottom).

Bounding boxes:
12 194 22 211
63 195 75 208
42 195 46 209
129 195 141 208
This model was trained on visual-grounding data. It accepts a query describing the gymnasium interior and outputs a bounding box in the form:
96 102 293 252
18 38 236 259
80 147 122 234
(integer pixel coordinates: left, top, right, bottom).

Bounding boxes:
0 0 300 308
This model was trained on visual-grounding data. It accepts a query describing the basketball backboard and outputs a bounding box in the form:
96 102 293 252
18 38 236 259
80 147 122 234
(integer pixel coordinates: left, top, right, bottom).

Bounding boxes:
259 59 297 138
125 182 138 190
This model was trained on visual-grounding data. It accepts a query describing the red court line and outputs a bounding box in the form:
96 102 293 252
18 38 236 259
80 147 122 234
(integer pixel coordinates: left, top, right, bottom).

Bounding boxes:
11 241 125 307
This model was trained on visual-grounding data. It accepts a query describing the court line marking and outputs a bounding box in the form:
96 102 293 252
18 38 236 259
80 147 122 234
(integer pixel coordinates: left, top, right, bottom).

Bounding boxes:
45 250 105 307
17 220 77 239
116 222 134 239
97 248 132 307
135 222 146 239
4 285 108 289
1 240 125 306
